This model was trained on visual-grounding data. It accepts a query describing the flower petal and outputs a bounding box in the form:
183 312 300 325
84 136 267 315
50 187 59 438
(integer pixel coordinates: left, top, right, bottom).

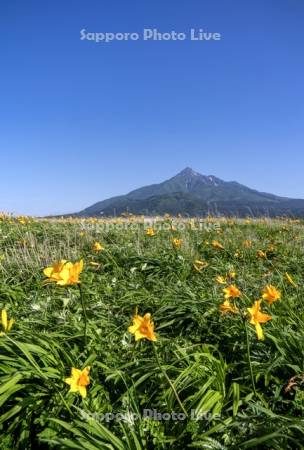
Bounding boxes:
255 322 264 340
78 386 87 398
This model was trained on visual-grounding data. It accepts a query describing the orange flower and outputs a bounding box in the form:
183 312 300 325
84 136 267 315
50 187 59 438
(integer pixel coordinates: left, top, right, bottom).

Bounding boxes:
44 260 84 286
128 312 157 341
212 240 224 250
65 367 90 398
223 284 241 299
261 285 281 305
93 242 104 252
146 227 155 237
43 260 69 283
247 300 272 340
220 300 239 315
257 250 267 259
172 238 182 248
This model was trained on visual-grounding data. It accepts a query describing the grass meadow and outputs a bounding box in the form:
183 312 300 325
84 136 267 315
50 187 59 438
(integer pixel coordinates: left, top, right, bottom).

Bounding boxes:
0 214 304 449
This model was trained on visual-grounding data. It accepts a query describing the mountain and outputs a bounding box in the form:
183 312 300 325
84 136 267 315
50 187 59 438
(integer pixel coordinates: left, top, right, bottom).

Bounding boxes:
76 167 304 217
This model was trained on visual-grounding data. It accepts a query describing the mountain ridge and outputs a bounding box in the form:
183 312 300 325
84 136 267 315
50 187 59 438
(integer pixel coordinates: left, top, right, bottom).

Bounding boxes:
75 168 304 217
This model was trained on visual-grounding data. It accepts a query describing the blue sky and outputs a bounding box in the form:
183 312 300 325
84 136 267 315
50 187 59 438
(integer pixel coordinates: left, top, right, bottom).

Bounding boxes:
1 0 304 215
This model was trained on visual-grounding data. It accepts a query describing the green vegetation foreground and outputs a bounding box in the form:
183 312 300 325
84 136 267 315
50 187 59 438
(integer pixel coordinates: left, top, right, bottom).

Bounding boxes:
0 214 304 449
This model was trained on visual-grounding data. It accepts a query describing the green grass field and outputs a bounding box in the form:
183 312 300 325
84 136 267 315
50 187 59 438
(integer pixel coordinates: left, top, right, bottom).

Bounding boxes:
1 214 304 449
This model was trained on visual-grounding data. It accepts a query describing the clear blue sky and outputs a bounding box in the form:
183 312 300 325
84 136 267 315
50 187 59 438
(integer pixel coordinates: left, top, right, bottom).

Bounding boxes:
1 0 304 215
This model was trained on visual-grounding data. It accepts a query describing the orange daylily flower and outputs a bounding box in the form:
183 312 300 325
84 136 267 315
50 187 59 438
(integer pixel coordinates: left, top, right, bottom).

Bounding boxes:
261 285 281 305
65 367 90 398
212 240 224 250
146 227 155 237
128 312 157 342
257 250 267 259
223 284 241 299
44 260 84 286
172 238 182 248
247 300 272 340
220 300 239 315
43 260 69 283
93 242 104 252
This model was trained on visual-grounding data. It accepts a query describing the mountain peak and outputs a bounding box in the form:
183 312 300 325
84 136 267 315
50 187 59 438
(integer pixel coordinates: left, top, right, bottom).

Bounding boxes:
174 167 224 187
179 167 200 176
178 167 201 177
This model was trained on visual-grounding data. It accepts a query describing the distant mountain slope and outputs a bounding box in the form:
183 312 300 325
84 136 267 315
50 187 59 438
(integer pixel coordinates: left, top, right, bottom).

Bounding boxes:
76 167 304 217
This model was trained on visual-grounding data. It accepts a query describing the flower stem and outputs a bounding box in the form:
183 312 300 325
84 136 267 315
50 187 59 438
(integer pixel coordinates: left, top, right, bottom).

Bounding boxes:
153 343 188 417
244 319 256 396
78 284 88 347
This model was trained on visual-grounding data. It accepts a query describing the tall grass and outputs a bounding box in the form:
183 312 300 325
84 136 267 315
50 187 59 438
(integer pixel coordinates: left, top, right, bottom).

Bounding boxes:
0 215 304 449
